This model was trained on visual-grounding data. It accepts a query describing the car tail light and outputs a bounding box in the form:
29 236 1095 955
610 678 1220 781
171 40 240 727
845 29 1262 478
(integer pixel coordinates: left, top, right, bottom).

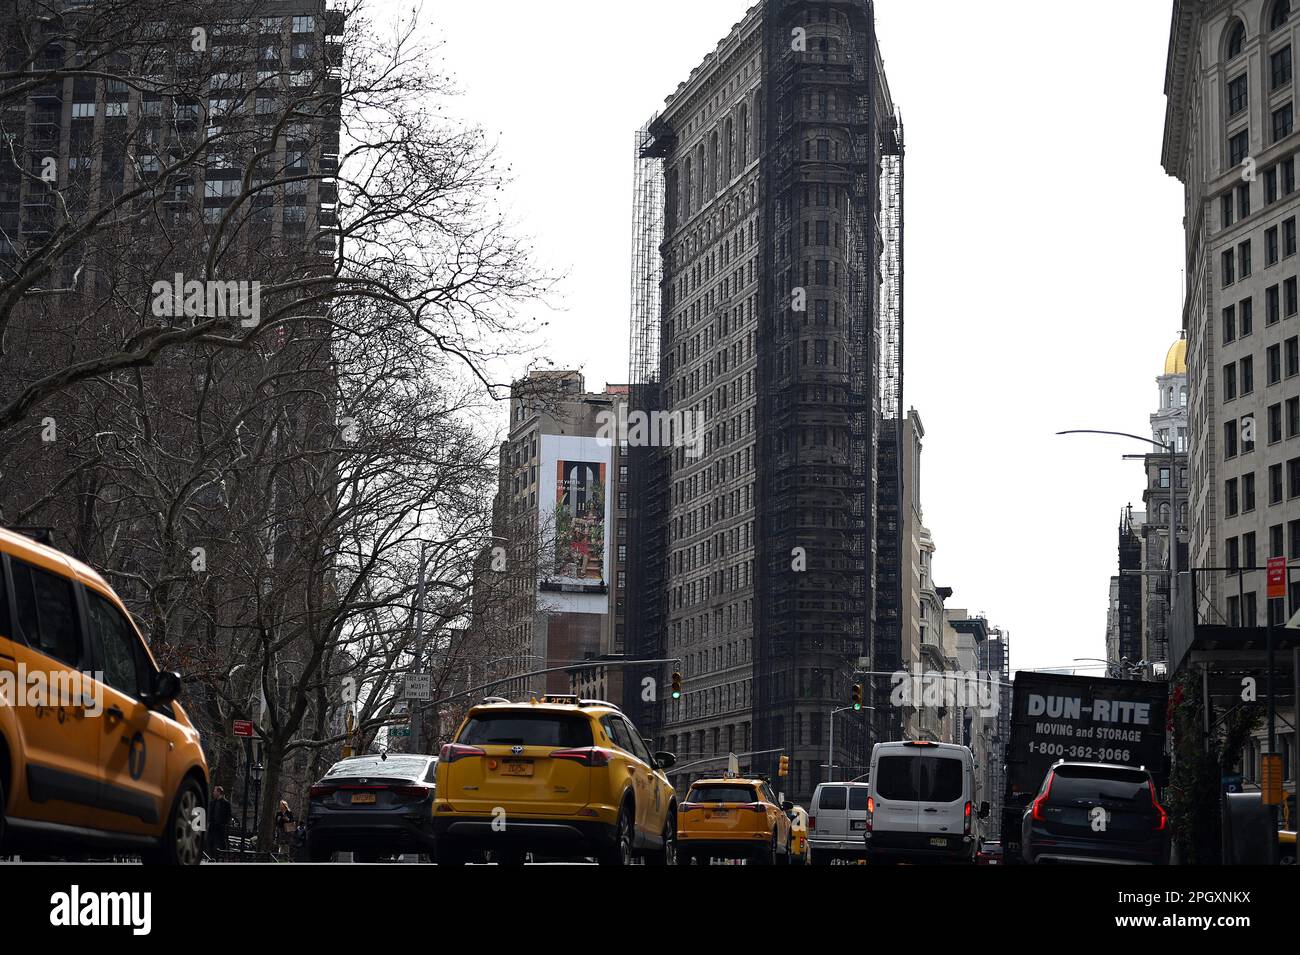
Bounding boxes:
309 784 337 800
549 746 616 766
1149 786 1168 830
865 797 874 833
1031 772 1056 821
808 815 816 829
964 801 973 835
440 742 486 763
745 802 767 813
681 802 700 812
392 785 429 799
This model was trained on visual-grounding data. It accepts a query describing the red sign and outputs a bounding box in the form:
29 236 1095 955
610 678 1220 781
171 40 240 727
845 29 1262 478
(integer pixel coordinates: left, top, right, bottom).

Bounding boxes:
233 719 254 738
1267 556 1288 599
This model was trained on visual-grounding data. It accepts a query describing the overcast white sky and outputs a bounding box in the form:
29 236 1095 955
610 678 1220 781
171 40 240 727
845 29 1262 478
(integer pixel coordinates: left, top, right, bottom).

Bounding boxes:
424 0 1187 673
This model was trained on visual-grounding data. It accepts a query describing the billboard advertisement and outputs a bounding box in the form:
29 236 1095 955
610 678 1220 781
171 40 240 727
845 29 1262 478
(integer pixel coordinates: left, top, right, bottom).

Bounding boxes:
538 434 611 614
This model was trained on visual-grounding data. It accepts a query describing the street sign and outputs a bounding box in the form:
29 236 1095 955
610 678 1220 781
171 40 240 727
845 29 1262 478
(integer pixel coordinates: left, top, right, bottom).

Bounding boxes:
404 673 432 701
1268 556 1287 599
389 726 411 738
233 719 254 738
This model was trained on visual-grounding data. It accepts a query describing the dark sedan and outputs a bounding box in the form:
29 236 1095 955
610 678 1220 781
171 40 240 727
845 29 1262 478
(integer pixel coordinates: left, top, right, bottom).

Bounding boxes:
306 754 439 862
1021 761 1168 865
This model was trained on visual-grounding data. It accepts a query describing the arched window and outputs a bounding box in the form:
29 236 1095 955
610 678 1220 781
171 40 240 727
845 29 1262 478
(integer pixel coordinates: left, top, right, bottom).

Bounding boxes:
1271 0 1291 32
724 117 734 183
739 103 750 167
1180 385 1187 406
1227 18 1246 59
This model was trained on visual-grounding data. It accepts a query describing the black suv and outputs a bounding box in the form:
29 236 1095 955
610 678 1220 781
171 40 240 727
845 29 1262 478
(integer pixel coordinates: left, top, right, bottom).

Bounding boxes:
1021 762 1168 864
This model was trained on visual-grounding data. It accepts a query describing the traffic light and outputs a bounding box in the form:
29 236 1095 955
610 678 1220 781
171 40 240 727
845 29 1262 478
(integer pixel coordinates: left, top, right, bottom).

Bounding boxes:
671 671 683 700
778 754 790 777
851 684 862 711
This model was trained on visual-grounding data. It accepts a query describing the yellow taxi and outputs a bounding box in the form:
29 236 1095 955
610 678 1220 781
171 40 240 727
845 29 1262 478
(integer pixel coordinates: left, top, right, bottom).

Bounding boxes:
0 527 209 864
678 774 795 865
789 804 810 864
433 695 679 865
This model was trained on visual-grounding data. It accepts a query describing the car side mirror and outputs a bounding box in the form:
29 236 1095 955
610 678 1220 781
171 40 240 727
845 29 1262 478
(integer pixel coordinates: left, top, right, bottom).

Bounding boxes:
149 670 183 707
781 800 794 812
653 751 676 769
979 801 990 819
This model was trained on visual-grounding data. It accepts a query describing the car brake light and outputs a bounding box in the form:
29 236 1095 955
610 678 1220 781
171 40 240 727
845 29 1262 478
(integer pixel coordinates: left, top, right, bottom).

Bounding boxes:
393 785 428 798
964 801 973 835
549 746 616 766
1031 772 1056 821
746 802 767 813
1149 786 1168 830
309 784 337 799
681 802 700 812
808 815 816 829
865 797 874 833
440 742 486 763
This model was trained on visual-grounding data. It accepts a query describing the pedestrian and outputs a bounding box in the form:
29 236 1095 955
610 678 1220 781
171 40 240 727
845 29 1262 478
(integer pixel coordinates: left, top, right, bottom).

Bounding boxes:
207 785 233 857
274 799 296 857
292 822 309 862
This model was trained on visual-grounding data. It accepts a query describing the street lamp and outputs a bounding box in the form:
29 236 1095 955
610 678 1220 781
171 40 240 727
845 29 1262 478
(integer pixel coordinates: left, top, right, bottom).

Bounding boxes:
251 761 264 858
827 704 874 782
1057 429 1179 598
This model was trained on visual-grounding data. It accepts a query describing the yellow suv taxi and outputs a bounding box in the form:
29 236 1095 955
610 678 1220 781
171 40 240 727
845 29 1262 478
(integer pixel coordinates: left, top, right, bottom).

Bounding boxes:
0 527 209 864
434 695 678 865
679 775 795 865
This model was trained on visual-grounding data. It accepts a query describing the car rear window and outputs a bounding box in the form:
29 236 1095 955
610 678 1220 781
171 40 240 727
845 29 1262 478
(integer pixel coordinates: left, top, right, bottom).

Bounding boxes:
458 712 593 748
921 757 964 802
1051 766 1152 803
690 784 757 803
875 757 918 800
816 785 847 810
848 786 870 810
325 756 429 779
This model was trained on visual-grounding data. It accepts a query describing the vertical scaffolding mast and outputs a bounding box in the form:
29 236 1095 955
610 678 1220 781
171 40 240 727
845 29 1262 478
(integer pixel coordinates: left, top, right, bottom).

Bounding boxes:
880 114 904 422
625 117 672 742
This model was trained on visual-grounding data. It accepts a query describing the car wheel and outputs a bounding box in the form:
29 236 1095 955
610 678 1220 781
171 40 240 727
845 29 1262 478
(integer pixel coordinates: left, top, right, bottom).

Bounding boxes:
141 777 204 865
599 803 634 866
646 810 678 865
754 831 777 865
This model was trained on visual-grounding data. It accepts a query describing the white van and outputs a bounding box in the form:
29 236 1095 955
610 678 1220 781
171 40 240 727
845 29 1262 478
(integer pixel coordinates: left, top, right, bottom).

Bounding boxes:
865 741 987 864
807 780 871 864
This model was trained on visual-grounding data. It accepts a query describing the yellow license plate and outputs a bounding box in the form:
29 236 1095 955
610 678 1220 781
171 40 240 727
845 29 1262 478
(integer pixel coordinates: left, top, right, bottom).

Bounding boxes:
351 793 377 804
502 759 534 777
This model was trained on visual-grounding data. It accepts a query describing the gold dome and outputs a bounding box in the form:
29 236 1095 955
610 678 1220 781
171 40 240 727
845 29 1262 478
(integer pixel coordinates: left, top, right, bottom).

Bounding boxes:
1163 336 1187 375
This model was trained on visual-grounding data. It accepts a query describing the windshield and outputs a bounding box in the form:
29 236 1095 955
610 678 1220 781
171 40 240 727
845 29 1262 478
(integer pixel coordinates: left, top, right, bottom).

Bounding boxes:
689 784 757 804
325 756 429 779
458 712 593 748
1051 766 1152 804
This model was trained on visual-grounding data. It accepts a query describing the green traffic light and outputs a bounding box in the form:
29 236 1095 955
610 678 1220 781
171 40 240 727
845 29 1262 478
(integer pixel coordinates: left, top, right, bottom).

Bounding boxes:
853 703 861 710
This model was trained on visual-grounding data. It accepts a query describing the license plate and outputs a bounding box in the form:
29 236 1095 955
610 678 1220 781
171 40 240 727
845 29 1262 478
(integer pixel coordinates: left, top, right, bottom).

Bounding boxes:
350 793 377 804
851 820 867 830
707 809 729 817
502 759 533 777
929 836 947 847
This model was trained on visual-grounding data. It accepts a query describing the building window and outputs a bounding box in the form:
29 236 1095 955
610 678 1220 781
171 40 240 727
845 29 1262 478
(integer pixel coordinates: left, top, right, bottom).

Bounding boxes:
1289 336 1300 376
1274 103 1294 143
1227 477 1240 516
1224 249 1237 286
1244 413 1257 452
1290 276 1300 316
1290 457 1300 497
1225 420 1239 457
1224 361 1238 400
1269 343 1283 383
1245 472 1258 511
1230 129 1251 167
1230 73 1250 115
1272 463 1285 503
1242 296 1255 334
1267 226 1280 265
1269 283 1282 323
1240 239 1253 277
1228 19 1247 59
1243 355 1256 394
1272 0 1292 33
1274 46 1294 90
1224 304 1237 343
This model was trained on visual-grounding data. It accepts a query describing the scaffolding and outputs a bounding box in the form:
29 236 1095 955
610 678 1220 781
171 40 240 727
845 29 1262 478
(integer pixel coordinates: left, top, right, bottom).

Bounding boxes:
751 0 897 785
624 117 672 740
